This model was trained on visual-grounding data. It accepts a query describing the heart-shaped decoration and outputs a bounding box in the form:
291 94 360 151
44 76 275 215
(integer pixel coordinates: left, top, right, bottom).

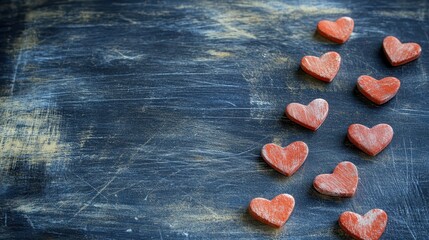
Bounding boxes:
301 51 341 82
339 209 388 240
357 75 400 105
313 161 358 197
261 141 308 176
248 194 295 228
347 124 394 156
285 98 329 131
317 17 354 44
383 36 421 66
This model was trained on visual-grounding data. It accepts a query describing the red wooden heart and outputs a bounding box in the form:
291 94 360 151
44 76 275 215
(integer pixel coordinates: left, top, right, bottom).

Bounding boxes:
357 75 400 105
339 209 388 240
285 98 329 131
313 161 358 197
261 141 308 177
317 17 354 44
301 51 341 82
347 124 393 156
383 36 421 66
249 194 295 228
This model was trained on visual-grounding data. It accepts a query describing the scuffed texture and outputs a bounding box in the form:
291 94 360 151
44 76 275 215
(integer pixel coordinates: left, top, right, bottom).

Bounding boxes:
317 17 354 44
300 52 341 82
339 209 388 240
248 194 295 228
348 124 394 156
261 141 308 176
313 161 358 197
383 36 421 66
357 75 401 105
0 0 428 239
286 98 329 131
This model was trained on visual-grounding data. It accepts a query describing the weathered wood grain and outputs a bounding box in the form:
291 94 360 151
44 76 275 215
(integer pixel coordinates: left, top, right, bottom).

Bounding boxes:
0 0 428 239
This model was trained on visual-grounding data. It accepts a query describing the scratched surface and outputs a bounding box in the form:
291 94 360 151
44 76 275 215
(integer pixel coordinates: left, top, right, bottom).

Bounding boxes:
0 0 428 239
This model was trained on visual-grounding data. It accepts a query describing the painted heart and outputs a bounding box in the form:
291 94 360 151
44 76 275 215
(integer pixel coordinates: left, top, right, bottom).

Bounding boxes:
383 36 421 66
357 75 400 105
285 98 329 131
248 194 295 228
261 141 308 177
339 209 388 240
313 161 358 197
347 124 393 156
317 17 354 44
301 51 341 82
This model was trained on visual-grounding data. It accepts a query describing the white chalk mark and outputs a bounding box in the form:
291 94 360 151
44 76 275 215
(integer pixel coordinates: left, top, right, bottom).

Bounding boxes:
108 179 145 196
223 101 237 107
158 228 164 240
112 49 144 60
404 220 417 240
403 137 409 191
11 47 23 95
118 14 139 24
389 107 429 117
106 122 168 196
24 215 35 229
73 175 117 217
144 169 182 200
73 173 109 201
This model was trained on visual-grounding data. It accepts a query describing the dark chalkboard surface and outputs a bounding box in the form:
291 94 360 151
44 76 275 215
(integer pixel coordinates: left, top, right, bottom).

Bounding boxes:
0 0 428 239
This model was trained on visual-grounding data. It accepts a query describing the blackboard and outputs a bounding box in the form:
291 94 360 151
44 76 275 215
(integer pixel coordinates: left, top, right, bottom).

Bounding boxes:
0 0 428 239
